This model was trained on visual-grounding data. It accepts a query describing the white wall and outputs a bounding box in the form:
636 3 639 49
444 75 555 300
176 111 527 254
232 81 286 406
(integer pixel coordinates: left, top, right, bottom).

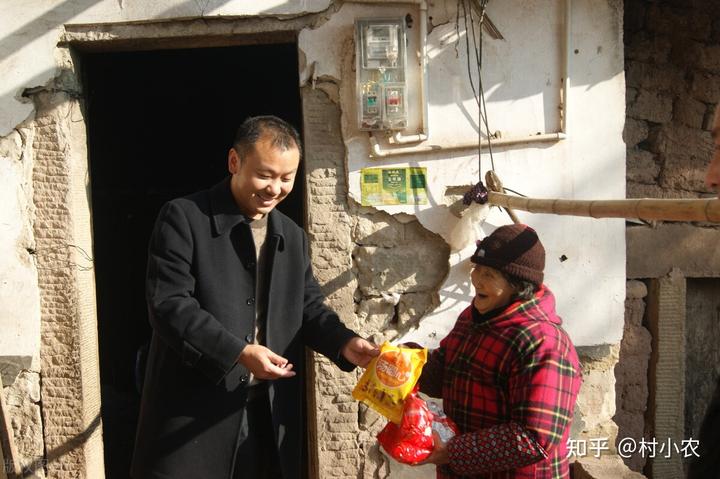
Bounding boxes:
0 128 40 363
0 0 333 137
299 0 626 349
0 0 625 348
0 0 625 476
299 2 624 475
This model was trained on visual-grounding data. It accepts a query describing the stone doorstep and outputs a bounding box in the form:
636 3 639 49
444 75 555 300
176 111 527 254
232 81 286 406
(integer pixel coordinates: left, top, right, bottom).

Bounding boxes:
573 456 647 479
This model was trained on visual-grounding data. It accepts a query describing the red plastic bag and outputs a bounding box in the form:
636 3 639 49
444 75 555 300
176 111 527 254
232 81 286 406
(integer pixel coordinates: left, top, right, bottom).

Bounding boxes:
377 391 433 464
377 390 459 465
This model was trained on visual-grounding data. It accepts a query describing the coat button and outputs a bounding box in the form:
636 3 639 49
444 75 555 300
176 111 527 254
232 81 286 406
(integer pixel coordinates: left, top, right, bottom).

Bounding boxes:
246 260 256 269
245 334 253 342
246 297 255 305
239 375 248 384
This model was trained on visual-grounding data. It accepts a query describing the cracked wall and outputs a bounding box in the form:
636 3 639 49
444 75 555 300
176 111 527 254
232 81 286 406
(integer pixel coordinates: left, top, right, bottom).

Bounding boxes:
625 0 720 199
302 85 451 478
0 120 44 477
299 0 627 350
1 1 629 478
301 2 628 477
622 1 720 477
28 49 104 478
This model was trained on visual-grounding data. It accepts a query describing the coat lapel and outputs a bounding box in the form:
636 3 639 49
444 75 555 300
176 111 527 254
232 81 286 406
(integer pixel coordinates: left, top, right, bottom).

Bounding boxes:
265 210 286 352
265 210 287 419
208 177 247 236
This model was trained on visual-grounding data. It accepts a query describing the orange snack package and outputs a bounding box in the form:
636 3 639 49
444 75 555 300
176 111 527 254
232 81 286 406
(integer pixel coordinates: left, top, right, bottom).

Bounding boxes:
352 342 427 424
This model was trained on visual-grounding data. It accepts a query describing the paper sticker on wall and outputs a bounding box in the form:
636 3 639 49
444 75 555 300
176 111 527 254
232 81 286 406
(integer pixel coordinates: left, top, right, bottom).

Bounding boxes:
361 167 428 206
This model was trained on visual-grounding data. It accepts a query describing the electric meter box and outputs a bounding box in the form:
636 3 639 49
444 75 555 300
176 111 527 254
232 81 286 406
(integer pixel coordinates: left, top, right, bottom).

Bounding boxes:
355 18 408 131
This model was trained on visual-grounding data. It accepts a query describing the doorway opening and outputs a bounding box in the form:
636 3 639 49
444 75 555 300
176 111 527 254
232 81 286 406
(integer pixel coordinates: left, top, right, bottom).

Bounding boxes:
82 42 303 478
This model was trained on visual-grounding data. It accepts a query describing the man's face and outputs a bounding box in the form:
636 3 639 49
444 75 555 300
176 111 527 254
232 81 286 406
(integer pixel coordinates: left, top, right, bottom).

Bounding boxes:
228 135 300 219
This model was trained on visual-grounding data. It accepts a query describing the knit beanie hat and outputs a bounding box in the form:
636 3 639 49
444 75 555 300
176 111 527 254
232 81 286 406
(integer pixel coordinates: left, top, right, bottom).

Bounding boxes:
470 224 545 286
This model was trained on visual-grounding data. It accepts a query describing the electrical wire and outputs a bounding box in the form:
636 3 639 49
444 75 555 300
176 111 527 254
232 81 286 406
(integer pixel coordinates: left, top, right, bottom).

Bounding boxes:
501 187 527 197
457 0 497 183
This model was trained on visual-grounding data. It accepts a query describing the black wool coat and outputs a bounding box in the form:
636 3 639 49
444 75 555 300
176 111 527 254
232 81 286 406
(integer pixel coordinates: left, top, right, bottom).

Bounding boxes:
131 177 358 479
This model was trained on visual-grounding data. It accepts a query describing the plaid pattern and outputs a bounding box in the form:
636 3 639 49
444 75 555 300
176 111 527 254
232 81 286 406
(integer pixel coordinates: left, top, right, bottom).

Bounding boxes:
419 286 582 479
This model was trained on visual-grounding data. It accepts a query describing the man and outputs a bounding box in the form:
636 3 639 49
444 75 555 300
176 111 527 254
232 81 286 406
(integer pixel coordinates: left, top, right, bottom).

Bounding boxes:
687 106 720 479
131 116 378 479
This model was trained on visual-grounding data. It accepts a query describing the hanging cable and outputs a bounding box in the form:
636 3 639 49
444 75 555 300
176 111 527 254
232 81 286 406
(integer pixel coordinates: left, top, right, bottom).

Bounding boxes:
458 0 496 205
501 187 527 197
468 0 496 173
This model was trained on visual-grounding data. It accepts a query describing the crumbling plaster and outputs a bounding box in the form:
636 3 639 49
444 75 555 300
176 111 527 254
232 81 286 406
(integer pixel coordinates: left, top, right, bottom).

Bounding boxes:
299 0 627 349
298 2 628 476
0 1 630 478
0 127 40 373
0 0 335 137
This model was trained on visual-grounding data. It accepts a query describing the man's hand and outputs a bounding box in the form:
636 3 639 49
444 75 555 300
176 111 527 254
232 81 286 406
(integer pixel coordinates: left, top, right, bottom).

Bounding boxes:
341 337 380 368
237 344 296 379
418 431 450 466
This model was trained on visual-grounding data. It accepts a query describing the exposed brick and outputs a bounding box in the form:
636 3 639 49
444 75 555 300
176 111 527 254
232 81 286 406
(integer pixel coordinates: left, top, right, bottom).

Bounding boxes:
626 148 659 184
690 71 720 102
626 87 638 105
303 87 366 477
628 89 673 123
626 182 701 199
673 96 707 129
625 32 671 64
687 11 713 41
699 44 720 73
669 38 704 70
646 4 689 35
656 124 713 191
353 211 403 247
32 94 86 478
623 0 646 33
623 118 649 148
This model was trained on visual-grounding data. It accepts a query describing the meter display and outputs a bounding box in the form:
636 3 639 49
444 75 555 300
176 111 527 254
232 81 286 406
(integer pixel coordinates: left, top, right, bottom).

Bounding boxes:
356 18 408 131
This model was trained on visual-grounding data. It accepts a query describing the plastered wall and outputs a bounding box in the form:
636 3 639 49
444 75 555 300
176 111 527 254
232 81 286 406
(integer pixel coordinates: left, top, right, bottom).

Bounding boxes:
299 0 626 350
0 1 628 478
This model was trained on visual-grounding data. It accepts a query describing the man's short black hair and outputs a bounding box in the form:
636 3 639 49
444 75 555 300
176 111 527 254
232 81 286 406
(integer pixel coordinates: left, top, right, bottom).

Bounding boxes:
233 115 302 160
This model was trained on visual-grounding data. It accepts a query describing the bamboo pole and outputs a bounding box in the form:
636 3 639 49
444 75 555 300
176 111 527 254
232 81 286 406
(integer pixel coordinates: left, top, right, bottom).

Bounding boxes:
487 192 720 223
485 171 520 224
0 376 21 479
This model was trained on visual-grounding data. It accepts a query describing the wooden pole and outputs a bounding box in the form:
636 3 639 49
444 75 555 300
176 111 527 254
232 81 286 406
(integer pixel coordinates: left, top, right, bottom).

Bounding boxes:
485 171 521 224
487 192 720 223
0 376 21 479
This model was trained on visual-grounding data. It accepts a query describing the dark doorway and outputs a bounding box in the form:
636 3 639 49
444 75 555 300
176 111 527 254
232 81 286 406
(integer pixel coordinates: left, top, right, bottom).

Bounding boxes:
83 42 303 478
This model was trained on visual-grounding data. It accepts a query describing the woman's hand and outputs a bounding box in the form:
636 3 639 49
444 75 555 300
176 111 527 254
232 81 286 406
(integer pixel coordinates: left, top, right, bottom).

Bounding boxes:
418 431 450 465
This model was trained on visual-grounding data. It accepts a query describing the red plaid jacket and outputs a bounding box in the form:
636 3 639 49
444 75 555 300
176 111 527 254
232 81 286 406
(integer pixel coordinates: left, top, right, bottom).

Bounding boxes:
419 286 581 479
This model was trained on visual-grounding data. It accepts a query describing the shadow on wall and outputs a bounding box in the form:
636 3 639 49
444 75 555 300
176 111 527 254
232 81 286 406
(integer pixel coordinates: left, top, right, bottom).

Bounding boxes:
16 413 102 477
425 0 624 138
0 0 243 132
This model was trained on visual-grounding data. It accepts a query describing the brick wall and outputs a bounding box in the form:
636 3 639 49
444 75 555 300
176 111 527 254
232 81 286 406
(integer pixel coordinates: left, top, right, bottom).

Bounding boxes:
622 1 720 475
625 0 720 199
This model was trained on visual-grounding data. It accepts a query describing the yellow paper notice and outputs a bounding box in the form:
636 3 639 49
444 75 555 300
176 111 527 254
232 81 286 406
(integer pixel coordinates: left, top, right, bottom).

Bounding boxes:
361 167 428 206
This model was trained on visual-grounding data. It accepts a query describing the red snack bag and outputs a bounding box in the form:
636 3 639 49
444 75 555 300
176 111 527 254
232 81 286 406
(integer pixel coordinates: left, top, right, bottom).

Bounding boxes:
377 390 434 464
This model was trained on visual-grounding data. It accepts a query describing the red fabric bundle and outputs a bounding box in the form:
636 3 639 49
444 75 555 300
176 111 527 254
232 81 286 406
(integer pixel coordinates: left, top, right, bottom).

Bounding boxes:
377 390 458 465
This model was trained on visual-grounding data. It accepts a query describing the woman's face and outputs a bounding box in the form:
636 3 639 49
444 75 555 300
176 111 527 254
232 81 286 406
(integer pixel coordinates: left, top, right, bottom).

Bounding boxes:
470 264 516 314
